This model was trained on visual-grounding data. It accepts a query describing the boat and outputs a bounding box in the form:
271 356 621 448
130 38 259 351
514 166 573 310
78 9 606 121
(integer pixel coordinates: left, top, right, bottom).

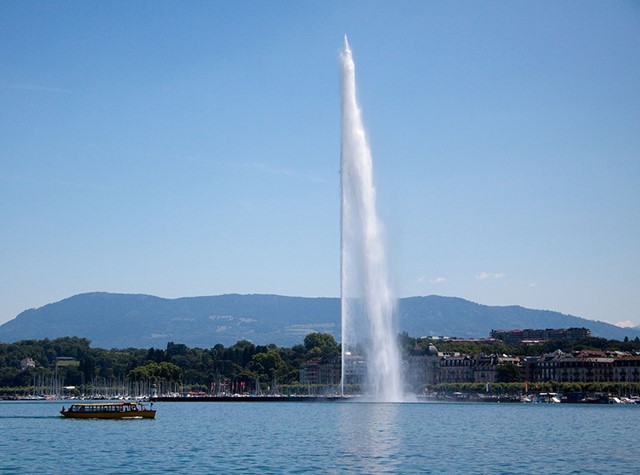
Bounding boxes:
59 401 156 419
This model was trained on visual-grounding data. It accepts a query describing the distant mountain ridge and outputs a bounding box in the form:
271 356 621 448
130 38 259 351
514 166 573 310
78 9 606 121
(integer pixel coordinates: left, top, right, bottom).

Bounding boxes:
0 292 637 349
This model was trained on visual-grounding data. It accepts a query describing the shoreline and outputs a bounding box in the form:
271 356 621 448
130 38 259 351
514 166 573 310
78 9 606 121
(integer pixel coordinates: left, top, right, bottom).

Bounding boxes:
150 395 347 403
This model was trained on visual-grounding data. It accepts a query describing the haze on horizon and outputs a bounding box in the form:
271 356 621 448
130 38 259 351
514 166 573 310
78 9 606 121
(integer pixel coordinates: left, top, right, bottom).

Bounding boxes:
1 2 638 329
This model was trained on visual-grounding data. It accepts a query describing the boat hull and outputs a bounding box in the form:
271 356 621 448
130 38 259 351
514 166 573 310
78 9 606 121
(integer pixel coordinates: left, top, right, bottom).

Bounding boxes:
60 410 155 419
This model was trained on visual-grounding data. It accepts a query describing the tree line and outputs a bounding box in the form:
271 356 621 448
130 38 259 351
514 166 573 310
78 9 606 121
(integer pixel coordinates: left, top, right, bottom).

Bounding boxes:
1 332 639 395
0 333 340 395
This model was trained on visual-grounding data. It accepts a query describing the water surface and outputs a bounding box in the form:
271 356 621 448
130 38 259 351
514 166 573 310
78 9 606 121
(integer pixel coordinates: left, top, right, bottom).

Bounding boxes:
1 401 637 474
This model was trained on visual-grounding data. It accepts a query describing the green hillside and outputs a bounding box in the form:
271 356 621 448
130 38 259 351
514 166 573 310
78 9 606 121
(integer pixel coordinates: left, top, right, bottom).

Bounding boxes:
0 292 637 348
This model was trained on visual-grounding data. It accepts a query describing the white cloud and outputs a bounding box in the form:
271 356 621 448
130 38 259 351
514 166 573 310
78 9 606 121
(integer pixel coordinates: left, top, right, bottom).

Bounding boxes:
475 272 505 280
614 320 636 328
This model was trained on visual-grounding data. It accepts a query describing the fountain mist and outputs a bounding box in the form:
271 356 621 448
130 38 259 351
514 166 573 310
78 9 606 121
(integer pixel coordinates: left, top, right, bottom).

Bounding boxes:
340 37 403 402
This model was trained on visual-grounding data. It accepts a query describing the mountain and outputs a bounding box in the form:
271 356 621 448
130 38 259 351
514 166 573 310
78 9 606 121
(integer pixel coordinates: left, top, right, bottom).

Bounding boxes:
1 292 638 349
0 293 339 349
396 296 640 342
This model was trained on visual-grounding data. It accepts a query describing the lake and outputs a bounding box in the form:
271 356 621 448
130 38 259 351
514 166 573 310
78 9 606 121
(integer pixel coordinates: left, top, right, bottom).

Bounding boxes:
1 400 638 474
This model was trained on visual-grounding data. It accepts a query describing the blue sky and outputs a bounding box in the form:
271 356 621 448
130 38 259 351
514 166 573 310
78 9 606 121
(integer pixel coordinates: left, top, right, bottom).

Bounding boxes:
1 1 638 329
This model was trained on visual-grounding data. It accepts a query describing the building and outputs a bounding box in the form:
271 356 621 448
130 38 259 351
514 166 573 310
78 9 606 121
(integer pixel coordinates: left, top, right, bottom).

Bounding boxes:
611 357 640 383
473 355 519 384
490 327 591 344
342 353 366 386
439 354 475 384
406 346 521 388
525 349 615 383
20 358 36 370
299 357 341 386
406 344 441 387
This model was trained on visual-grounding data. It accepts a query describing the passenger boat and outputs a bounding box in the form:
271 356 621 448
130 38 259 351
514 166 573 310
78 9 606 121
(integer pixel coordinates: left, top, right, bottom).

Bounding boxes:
59 401 156 419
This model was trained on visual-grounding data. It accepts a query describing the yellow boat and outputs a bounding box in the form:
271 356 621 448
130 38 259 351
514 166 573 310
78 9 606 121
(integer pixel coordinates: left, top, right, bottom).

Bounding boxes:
60 401 156 419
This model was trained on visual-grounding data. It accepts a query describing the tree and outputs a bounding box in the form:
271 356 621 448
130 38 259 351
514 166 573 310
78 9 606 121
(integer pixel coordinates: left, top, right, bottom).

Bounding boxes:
146 348 166 363
127 362 183 382
78 355 96 380
303 333 339 358
497 362 521 383
398 331 416 358
247 350 290 387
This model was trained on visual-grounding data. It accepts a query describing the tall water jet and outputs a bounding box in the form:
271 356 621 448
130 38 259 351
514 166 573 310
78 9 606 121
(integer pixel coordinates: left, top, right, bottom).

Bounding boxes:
340 37 403 402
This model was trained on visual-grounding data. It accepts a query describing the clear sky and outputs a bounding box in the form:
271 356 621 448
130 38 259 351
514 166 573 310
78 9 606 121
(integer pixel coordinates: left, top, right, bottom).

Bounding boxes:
1 1 639 328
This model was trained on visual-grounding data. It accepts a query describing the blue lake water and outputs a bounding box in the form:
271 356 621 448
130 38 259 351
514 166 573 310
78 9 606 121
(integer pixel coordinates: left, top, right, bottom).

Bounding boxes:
1 400 638 474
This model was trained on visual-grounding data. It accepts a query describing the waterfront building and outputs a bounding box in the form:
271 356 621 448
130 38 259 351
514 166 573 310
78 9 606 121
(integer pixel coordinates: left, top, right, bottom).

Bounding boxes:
406 345 441 387
612 356 640 383
520 356 541 383
439 354 475 384
556 351 614 383
298 337 640 390
406 348 521 388
473 355 519 384
528 349 614 383
299 357 341 386
342 353 366 386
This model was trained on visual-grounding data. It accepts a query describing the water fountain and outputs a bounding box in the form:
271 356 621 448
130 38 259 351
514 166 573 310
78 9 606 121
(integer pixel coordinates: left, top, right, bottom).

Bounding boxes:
340 37 403 402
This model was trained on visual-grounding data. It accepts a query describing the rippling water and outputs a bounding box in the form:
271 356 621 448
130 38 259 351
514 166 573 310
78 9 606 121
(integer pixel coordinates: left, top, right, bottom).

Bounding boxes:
1 401 638 474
